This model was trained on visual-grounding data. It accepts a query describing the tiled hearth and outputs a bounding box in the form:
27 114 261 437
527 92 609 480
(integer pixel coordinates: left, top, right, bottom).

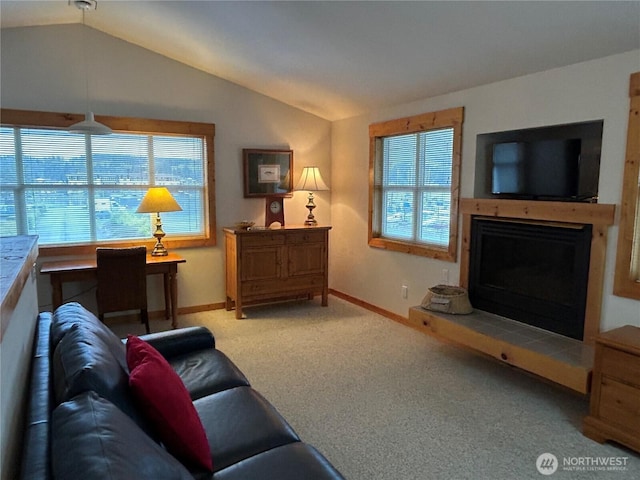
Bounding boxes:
439 309 594 367
408 306 594 393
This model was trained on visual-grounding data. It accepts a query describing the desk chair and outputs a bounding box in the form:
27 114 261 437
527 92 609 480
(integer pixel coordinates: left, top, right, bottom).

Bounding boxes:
96 246 150 334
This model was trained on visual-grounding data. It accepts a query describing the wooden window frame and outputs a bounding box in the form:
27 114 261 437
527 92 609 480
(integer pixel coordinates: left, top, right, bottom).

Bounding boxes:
613 72 640 300
0 108 216 256
368 106 464 261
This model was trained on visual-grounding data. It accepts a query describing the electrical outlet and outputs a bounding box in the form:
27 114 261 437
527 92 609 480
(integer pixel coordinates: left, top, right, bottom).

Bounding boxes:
401 285 408 299
442 269 449 285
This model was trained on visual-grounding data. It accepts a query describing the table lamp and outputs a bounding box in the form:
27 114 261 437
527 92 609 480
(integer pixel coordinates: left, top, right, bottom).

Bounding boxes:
294 167 329 226
136 187 182 256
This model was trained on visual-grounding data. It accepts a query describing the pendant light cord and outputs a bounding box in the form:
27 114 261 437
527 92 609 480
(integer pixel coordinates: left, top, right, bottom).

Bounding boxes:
68 0 111 134
82 8 89 114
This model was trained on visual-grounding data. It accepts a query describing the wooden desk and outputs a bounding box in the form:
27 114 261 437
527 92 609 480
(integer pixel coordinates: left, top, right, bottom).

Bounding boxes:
40 253 186 328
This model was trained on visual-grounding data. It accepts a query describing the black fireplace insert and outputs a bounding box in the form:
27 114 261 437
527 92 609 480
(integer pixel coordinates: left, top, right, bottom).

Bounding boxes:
468 218 592 340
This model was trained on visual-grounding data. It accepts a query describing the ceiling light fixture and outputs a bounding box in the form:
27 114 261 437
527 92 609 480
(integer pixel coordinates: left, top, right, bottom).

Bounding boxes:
72 0 98 10
68 0 112 135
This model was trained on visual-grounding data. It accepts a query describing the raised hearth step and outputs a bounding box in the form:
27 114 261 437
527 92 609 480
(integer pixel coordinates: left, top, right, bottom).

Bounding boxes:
408 306 593 394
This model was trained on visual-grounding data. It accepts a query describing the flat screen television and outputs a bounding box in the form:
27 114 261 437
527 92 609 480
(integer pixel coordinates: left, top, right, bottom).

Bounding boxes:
491 138 588 200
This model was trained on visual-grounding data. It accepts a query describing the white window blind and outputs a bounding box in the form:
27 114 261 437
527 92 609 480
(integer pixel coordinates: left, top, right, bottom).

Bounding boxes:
378 128 454 246
0 127 206 246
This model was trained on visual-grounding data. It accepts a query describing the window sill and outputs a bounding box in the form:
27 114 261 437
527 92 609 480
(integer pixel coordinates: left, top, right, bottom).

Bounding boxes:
38 236 215 257
368 236 455 262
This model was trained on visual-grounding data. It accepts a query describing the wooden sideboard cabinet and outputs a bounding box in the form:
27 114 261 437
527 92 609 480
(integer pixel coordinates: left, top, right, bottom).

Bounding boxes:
224 226 331 319
583 325 640 453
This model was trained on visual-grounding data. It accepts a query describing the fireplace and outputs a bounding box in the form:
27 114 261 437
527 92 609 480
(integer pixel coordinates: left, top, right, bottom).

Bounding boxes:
405 199 615 392
468 218 592 340
406 199 615 392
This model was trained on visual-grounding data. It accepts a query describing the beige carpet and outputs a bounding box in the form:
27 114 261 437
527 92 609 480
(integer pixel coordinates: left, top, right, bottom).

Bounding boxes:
111 297 640 479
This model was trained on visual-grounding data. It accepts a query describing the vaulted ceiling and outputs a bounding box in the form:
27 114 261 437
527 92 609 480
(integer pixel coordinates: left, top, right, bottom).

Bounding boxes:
2 1 639 121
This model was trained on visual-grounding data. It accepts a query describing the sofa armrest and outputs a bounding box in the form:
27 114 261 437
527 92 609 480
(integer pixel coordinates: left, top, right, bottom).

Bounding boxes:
20 312 53 480
126 326 216 359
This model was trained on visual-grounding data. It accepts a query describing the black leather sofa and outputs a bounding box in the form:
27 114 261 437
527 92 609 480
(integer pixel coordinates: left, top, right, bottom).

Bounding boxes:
20 302 345 480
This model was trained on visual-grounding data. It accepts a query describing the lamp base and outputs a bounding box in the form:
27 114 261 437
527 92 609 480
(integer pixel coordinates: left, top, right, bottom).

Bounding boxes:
150 213 169 256
304 215 318 227
150 239 169 256
304 192 318 226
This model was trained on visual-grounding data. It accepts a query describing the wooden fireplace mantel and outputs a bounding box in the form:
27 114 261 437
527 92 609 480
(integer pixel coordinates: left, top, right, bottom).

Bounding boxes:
459 198 615 225
459 198 616 344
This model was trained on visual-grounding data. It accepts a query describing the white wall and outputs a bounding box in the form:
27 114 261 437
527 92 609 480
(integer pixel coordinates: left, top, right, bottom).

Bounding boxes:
1 24 332 313
330 50 640 331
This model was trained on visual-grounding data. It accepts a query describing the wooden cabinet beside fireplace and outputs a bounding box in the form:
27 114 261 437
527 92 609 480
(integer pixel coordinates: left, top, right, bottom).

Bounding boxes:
583 325 640 453
224 226 331 319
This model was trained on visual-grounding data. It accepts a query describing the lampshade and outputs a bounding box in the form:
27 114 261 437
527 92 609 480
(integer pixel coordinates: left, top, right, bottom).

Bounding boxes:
136 187 183 213
295 167 329 191
68 112 113 135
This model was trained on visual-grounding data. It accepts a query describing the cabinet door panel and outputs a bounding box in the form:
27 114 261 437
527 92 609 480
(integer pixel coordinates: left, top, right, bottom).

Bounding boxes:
241 247 282 280
599 377 640 431
288 243 325 276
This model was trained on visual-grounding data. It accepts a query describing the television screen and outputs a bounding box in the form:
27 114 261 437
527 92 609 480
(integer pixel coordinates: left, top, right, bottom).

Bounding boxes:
491 139 581 199
492 142 525 194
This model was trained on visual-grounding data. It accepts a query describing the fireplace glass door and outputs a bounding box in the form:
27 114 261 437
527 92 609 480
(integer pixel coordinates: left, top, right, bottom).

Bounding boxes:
468 218 592 340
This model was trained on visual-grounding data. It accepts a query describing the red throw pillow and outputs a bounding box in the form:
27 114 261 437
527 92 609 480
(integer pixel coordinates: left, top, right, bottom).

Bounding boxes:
126 335 213 472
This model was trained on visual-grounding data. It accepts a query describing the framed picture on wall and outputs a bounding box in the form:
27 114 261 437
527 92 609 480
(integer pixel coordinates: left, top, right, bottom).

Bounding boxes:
243 149 294 197
258 164 281 183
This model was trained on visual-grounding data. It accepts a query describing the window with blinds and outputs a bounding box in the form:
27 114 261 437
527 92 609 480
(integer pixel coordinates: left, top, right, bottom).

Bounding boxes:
380 129 453 246
0 111 215 253
369 107 464 261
